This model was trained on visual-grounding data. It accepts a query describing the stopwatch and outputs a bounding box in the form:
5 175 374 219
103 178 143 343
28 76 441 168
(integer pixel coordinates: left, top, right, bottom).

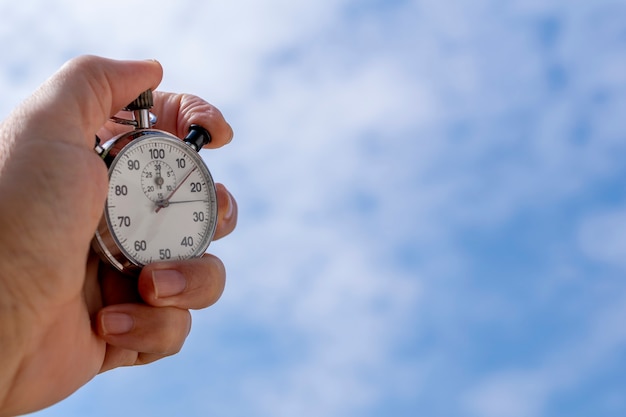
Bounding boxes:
92 90 218 275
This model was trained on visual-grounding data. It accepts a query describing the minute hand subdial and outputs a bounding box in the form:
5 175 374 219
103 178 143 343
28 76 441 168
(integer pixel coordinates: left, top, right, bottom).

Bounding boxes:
155 165 198 213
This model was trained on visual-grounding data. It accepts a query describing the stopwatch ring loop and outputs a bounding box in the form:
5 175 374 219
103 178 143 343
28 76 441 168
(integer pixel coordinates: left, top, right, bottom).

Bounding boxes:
110 116 137 126
109 112 158 127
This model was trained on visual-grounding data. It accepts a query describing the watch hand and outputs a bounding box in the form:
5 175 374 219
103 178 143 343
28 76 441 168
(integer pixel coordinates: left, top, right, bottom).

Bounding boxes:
155 166 198 213
167 199 209 205
154 198 207 209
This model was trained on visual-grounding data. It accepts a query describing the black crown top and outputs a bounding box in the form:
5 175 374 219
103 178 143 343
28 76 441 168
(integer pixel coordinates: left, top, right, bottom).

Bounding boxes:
124 89 153 110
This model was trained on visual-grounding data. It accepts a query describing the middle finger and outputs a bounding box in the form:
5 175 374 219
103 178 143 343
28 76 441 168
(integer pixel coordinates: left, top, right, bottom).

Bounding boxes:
137 254 226 309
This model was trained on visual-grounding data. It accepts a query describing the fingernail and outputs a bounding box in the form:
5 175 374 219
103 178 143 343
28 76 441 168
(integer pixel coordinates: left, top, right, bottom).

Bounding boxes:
227 124 234 144
224 191 235 222
152 269 187 298
101 312 134 335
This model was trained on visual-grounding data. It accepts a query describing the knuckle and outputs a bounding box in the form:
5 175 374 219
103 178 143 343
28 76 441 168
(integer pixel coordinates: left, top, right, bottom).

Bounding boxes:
201 255 226 306
176 257 225 309
61 55 106 82
162 309 191 354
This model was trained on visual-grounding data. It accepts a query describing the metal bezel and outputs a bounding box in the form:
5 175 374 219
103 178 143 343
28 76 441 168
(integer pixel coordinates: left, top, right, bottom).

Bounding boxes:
92 130 218 275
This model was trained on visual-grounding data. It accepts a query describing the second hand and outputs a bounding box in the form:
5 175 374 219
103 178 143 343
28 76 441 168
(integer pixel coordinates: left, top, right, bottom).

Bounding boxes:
155 165 198 213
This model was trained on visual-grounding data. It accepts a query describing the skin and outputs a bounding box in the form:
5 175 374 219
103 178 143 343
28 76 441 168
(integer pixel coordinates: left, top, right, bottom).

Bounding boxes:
0 56 237 416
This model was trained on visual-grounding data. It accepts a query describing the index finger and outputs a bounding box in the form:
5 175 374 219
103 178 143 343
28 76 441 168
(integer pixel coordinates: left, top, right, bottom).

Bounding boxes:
151 91 234 149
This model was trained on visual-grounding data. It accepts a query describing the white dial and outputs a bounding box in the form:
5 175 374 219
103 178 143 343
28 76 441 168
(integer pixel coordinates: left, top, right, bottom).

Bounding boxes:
96 133 218 272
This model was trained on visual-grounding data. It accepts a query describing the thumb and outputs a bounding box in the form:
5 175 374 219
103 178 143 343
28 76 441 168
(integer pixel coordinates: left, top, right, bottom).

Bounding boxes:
0 56 163 291
12 55 163 148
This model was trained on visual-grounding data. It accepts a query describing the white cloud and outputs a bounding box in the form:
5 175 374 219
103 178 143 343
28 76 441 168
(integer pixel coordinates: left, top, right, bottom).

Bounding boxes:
464 288 626 417
578 209 626 267
465 370 550 417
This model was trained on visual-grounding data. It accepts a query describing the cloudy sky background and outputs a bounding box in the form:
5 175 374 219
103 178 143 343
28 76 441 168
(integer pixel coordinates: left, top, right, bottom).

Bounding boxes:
1 0 626 416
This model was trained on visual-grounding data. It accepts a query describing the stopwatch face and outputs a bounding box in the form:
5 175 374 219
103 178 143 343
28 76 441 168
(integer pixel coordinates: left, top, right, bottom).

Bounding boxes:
95 132 218 273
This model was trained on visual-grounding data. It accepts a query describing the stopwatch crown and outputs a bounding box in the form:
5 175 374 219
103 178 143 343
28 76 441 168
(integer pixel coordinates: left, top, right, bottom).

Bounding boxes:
125 90 153 111
184 124 212 152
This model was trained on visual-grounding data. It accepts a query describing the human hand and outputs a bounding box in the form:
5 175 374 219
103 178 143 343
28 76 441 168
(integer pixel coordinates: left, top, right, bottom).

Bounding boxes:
0 56 237 416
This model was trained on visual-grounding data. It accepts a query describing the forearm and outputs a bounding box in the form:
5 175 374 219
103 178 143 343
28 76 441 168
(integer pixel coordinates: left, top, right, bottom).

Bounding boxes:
0 300 31 416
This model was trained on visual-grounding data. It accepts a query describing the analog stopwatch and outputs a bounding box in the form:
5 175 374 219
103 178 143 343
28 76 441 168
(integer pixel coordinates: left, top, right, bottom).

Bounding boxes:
92 90 218 274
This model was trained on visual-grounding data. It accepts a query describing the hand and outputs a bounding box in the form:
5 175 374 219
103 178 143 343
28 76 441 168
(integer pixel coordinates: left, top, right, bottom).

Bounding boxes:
0 56 237 416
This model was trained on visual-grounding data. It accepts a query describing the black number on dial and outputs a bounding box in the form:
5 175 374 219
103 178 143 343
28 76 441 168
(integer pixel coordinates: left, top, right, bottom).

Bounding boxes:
190 182 202 193
149 148 165 159
117 216 131 227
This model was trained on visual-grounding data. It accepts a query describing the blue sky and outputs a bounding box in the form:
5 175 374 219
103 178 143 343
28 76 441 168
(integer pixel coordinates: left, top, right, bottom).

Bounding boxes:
1 0 626 416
